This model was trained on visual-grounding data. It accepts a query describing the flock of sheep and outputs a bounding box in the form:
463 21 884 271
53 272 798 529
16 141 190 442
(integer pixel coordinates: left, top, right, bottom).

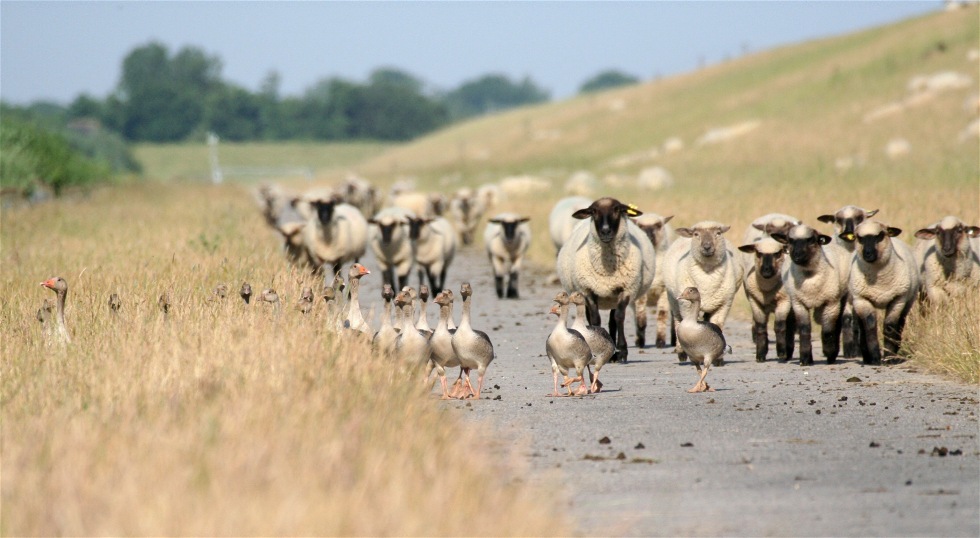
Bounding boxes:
37 174 979 398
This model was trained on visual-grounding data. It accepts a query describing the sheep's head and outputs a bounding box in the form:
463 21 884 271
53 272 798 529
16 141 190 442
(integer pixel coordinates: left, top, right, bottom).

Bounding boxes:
406 216 434 241
854 221 901 264
738 237 787 279
915 216 980 259
752 216 800 238
676 221 730 259
488 215 530 242
632 214 674 248
369 215 408 244
312 199 339 225
817 206 878 243
771 225 830 266
573 197 641 244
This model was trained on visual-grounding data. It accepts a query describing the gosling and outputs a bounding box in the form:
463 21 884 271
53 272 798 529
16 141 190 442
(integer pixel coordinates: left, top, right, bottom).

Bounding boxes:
676 287 728 393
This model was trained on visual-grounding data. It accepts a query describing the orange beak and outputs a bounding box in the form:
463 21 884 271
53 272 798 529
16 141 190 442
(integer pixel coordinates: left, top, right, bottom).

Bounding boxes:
40 278 56 289
549 304 560 315
359 266 371 276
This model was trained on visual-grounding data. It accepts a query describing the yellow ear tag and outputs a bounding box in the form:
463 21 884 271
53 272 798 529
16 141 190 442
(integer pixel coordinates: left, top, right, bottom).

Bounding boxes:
626 203 640 217
843 233 855 241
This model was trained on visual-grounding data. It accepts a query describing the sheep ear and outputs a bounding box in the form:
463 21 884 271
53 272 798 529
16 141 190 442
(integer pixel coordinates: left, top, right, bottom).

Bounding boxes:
623 204 642 217
965 226 980 237
886 226 902 237
518 217 530 223
839 232 856 242
866 209 879 218
817 234 832 245
488 218 501 224
737 244 757 253
571 208 592 220
816 215 835 224
752 223 766 231
368 218 378 225
718 225 731 234
663 215 674 224
770 233 789 245
914 228 937 240
675 227 693 238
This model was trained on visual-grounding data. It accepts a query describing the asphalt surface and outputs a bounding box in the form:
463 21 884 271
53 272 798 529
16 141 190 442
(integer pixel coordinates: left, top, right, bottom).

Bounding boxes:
353 243 979 537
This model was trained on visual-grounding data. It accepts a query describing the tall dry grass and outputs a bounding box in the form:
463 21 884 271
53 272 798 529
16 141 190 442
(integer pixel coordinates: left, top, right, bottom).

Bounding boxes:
902 286 980 385
0 183 568 536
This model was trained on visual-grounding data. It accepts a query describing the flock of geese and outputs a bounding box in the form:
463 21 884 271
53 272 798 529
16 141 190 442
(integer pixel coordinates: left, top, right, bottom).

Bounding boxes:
38 264 728 396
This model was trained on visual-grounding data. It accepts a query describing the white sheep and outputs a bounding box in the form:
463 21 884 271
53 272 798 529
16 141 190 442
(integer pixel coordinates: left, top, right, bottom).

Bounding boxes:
548 196 592 253
368 206 416 290
448 188 486 246
632 212 675 348
771 225 851 366
484 213 531 299
334 174 381 218
817 205 879 358
913 215 980 305
557 197 655 362
848 221 921 364
407 215 457 293
301 196 368 277
391 191 437 219
663 221 742 361
737 238 792 362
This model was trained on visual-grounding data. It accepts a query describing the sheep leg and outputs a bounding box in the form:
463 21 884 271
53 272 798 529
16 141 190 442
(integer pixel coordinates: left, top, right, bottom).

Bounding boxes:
397 273 409 291
822 303 843 363
656 308 669 348
841 302 861 358
797 307 814 366
506 271 520 299
858 311 881 365
882 300 912 359
752 321 769 362
634 294 647 348
493 275 506 299
614 295 630 363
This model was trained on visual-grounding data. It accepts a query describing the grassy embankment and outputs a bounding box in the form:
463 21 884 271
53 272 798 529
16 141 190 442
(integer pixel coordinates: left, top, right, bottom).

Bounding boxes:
0 184 568 535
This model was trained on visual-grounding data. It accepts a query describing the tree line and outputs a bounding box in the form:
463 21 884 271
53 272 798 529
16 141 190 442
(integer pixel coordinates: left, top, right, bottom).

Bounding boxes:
5 42 640 144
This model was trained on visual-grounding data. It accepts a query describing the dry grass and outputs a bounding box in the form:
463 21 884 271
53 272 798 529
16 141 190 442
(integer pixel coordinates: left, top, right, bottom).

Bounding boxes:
902 286 980 385
0 183 568 536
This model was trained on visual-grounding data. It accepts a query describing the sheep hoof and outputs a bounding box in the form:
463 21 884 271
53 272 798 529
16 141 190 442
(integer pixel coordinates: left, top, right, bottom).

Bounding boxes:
826 357 837 365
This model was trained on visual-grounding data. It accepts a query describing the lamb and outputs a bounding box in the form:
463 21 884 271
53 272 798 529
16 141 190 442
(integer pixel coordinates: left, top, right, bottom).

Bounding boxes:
367 206 416 290
632 212 675 348
448 188 486 245
662 220 742 361
406 215 457 293
548 196 592 253
301 195 369 276
734 213 799 362
484 213 532 299
737 238 792 362
848 221 921 364
557 197 655 362
771 225 851 366
817 205 879 357
914 215 980 305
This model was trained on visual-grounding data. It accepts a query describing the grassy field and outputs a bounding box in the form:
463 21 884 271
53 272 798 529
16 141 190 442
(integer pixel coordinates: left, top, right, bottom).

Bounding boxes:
3 7 978 535
0 183 569 535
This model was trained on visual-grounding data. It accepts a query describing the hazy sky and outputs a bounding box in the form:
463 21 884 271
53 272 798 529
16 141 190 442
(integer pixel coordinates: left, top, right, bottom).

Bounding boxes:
1 1 942 106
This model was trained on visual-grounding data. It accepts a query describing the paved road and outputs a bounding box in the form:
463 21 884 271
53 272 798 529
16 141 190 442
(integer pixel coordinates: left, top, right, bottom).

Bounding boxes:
355 244 979 537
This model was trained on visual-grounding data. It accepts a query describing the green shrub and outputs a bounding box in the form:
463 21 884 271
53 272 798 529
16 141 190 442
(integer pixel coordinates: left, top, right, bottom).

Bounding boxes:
0 119 111 196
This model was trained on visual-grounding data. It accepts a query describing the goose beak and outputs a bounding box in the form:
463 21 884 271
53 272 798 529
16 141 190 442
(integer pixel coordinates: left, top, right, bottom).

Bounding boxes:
549 304 560 315
359 266 371 276
40 278 55 289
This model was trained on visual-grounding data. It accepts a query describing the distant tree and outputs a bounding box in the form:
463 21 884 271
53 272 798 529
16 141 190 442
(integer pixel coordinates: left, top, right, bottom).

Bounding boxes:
113 42 223 141
67 93 103 120
206 84 261 141
442 74 550 120
368 67 425 94
578 69 640 94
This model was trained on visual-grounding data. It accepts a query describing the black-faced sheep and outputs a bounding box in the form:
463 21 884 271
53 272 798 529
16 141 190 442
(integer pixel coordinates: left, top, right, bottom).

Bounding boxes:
737 238 792 362
848 221 921 364
771 225 851 366
407 215 457 293
484 213 531 299
817 205 879 357
301 196 368 276
914 215 980 304
368 207 416 290
557 197 655 362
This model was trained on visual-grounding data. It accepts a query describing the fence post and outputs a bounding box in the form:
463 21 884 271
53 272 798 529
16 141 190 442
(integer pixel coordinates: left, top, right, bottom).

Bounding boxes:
207 132 223 184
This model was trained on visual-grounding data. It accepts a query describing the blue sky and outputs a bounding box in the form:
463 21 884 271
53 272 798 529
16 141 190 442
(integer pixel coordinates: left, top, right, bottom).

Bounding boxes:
1 1 942 105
